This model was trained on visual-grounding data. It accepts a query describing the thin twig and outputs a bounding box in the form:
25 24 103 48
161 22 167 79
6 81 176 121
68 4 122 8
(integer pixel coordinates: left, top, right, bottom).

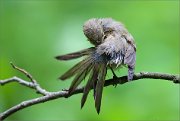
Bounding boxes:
0 63 179 120
10 62 36 83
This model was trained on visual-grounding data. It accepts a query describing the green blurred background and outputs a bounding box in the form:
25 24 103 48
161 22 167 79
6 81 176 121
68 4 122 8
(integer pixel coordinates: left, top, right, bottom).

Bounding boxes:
0 0 179 120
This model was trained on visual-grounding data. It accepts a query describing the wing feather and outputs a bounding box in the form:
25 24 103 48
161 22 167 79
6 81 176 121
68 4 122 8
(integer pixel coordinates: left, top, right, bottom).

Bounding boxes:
55 47 95 60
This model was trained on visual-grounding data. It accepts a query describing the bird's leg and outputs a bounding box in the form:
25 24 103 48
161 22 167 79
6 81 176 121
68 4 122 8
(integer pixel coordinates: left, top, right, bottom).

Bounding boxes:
109 66 118 87
110 67 118 79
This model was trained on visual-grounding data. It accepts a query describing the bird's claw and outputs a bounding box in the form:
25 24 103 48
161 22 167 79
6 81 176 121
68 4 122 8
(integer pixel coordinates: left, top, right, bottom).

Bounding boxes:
112 75 118 88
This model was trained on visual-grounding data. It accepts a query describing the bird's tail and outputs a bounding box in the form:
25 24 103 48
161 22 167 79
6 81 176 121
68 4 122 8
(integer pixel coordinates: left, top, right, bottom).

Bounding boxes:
81 63 107 114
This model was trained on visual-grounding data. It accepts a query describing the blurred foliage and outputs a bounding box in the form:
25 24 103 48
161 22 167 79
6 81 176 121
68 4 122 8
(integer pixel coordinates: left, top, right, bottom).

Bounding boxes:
0 0 179 120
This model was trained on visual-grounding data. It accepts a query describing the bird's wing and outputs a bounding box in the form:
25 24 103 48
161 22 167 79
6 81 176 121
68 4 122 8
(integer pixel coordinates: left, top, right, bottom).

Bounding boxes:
55 47 95 60
68 60 93 94
59 56 93 80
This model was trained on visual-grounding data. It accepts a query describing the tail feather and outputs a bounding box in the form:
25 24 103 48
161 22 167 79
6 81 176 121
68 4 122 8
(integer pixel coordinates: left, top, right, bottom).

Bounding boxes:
81 64 99 108
95 63 107 114
93 77 97 100
55 47 95 60
59 57 92 80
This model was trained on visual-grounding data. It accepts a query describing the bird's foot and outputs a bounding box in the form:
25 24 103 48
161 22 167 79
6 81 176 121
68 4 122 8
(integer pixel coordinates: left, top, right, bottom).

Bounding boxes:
112 75 119 88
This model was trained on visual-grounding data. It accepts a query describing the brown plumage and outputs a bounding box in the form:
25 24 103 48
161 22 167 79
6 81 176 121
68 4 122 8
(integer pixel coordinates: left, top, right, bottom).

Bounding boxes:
55 18 136 114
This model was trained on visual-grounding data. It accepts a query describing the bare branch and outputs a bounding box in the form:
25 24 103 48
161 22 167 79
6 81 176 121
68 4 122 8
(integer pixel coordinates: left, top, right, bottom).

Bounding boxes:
104 72 180 86
1 63 50 96
0 76 50 96
0 76 34 88
10 62 36 83
0 63 179 120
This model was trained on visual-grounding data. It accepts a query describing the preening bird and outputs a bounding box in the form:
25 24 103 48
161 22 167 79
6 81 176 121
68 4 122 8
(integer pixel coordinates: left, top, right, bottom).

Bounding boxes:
55 18 136 114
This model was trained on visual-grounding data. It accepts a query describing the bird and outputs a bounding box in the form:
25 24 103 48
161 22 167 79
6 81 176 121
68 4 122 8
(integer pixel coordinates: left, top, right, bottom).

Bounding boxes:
55 18 136 114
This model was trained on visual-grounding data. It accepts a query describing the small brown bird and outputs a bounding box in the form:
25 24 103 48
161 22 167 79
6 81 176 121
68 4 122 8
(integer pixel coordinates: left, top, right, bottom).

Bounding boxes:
56 18 136 114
